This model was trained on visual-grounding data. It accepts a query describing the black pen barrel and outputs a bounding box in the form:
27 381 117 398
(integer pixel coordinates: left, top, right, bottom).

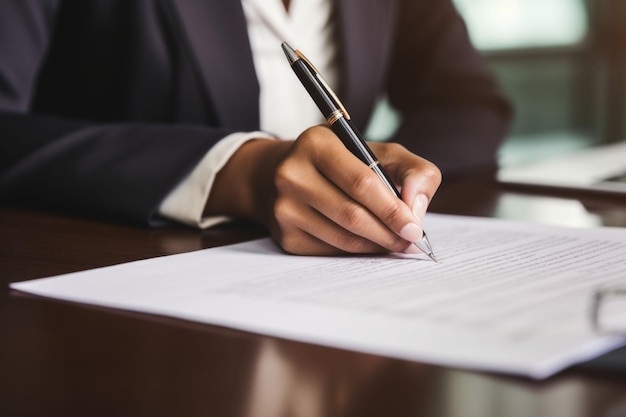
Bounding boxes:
290 60 338 117
291 59 401 199
332 118 401 198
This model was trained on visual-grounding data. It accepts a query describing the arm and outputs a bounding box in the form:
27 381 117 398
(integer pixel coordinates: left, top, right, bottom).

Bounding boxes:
0 1 236 225
0 1 441 257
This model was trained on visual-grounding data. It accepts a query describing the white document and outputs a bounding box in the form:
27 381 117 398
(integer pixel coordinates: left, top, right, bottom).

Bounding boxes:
10 214 626 379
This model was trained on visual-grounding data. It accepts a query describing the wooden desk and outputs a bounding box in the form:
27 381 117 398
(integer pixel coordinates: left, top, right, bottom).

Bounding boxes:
2 177 626 417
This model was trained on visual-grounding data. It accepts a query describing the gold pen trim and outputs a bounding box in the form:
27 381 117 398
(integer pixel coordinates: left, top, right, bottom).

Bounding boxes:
327 109 346 125
368 160 380 169
295 49 351 121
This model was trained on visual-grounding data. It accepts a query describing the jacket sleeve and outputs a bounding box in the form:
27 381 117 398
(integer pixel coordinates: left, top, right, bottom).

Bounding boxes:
0 1 234 225
387 0 512 177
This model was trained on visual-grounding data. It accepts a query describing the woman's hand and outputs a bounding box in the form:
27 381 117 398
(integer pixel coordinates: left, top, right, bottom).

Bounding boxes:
205 125 441 256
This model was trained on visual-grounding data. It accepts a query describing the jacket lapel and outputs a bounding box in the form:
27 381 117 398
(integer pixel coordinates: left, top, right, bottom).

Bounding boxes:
168 0 260 130
166 0 398 132
336 0 398 130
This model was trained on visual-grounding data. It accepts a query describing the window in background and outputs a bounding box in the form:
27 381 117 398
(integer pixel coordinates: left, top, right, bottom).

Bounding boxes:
453 0 589 51
451 0 603 168
366 0 599 161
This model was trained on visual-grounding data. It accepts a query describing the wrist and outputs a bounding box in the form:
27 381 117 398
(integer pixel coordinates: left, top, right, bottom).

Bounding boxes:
204 138 292 225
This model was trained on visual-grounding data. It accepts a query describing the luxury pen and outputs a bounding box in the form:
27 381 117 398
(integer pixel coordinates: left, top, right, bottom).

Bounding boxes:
281 42 438 262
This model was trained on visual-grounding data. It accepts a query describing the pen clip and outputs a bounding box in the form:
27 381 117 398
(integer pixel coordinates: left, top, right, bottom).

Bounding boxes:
295 49 351 121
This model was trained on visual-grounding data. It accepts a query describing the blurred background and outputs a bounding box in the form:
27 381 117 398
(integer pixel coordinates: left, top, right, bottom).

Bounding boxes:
368 0 626 169
455 0 625 167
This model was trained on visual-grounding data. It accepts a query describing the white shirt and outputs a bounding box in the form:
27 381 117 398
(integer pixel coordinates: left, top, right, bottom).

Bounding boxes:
158 0 337 228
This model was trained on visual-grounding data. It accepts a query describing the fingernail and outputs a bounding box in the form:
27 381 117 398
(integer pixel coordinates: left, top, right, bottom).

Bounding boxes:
399 223 422 243
412 194 429 220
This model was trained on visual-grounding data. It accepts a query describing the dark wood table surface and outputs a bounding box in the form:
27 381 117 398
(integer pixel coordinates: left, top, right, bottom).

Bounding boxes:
2 176 626 417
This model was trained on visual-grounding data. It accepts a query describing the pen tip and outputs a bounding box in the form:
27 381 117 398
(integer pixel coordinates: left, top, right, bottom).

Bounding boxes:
413 233 438 263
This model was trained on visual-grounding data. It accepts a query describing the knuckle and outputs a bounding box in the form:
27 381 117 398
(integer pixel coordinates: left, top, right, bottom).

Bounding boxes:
387 142 407 154
274 161 299 192
271 213 303 255
380 199 406 225
272 197 297 225
376 141 406 158
421 164 442 185
273 163 290 190
335 231 373 254
351 172 378 196
297 126 327 147
339 203 369 229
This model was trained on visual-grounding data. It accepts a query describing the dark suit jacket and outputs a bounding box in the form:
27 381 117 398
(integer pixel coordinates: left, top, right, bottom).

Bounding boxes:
0 0 511 225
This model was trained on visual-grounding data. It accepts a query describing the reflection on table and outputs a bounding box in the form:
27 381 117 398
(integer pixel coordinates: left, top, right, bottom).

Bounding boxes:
1 175 625 417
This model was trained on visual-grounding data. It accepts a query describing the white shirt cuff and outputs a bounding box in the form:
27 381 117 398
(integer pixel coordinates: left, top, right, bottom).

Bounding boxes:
158 131 276 229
